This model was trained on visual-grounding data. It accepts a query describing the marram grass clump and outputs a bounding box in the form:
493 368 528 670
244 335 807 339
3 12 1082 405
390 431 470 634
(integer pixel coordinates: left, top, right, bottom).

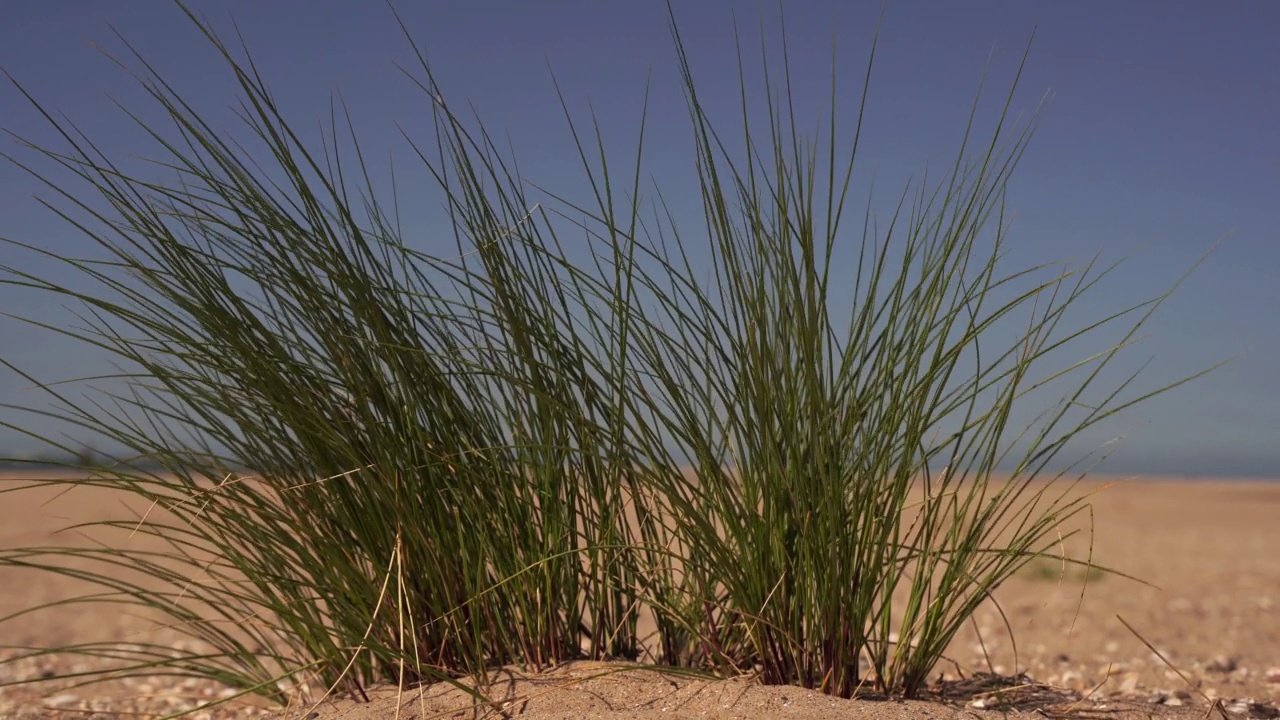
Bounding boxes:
0 1 1212 712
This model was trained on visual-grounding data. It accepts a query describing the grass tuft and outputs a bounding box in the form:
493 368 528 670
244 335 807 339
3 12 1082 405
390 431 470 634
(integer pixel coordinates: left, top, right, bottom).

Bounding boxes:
0 0 1217 709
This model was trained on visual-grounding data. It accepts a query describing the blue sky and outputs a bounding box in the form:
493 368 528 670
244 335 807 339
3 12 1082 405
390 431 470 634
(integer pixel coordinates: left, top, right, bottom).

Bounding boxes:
0 1 1275 477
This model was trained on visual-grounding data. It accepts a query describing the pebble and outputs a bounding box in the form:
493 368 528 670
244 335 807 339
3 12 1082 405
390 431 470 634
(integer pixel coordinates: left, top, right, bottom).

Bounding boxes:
1210 656 1242 673
1225 699 1280 718
43 693 80 708
1266 667 1280 683
1150 690 1184 705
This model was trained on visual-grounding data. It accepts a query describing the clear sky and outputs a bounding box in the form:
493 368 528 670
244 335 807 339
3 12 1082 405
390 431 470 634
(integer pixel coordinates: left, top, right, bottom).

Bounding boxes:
1 1 1275 477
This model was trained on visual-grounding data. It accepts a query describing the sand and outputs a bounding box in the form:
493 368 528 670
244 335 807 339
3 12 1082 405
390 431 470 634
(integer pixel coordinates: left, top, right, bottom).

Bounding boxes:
1 472 1278 719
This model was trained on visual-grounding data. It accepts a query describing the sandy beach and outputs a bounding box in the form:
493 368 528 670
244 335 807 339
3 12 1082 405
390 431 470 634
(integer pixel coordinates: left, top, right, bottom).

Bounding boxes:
1 472 1277 719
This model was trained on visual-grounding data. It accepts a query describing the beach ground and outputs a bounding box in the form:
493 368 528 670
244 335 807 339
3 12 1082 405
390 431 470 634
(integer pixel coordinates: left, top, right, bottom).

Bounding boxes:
2 472 1276 719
